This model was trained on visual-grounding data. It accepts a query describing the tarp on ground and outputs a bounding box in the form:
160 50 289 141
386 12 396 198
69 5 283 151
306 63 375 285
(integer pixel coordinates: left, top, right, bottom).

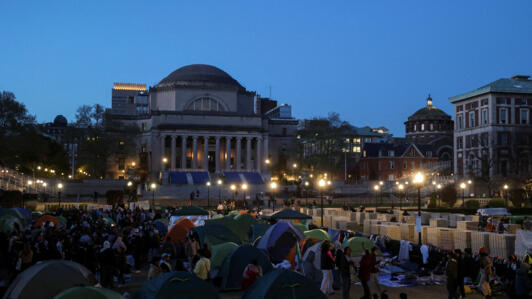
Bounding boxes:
192 224 241 248
304 229 330 241
242 269 326 299
164 218 194 243
172 206 209 216
132 271 219 299
257 221 305 264
217 244 273 291
53 286 124 299
270 208 312 220
210 242 239 269
342 237 381 257
515 229 532 258
4 260 96 299
34 215 59 228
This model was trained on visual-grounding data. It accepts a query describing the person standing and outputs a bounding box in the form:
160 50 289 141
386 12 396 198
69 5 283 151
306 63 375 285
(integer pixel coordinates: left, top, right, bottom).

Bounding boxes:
369 246 382 295
359 249 372 299
446 252 459 299
478 247 493 299
320 241 335 295
514 263 531 299
454 249 465 298
336 247 354 299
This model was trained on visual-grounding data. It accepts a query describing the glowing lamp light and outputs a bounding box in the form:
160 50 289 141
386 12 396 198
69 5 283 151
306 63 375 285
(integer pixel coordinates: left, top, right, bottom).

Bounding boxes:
460 182 466 189
318 179 326 188
217 179 222 185
270 182 278 190
413 172 424 185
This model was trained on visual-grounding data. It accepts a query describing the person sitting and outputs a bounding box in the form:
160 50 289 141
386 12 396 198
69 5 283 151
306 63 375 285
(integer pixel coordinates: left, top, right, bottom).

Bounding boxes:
242 259 263 289
147 256 162 280
193 249 211 280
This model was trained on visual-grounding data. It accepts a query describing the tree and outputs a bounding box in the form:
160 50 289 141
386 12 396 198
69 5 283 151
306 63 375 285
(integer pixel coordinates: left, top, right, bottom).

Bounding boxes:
440 185 457 208
91 104 106 128
75 105 93 128
0 91 35 135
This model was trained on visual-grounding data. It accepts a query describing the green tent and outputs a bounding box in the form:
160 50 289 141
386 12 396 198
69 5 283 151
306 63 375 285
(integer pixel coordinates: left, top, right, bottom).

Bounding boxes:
210 242 238 269
206 215 257 244
270 209 311 220
132 271 219 299
217 244 273 291
251 223 270 243
292 222 307 232
0 209 27 226
54 286 124 299
0 215 25 233
102 217 116 226
342 237 381 257
192 224 241 248
4 260 96 299
57 216 67 227
173 206 209 216
242 269 326 299
303 229 330 241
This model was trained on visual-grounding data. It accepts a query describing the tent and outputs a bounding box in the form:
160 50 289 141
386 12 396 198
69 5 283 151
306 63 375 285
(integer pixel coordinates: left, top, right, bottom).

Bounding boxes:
164 218 194 243
173 206 209 216
0 209 28 226
476 208 511 216
57 216 67 227
342 237 380 257
292 222 307 232
205 215 257 244
4 260 96 299
34 215 59 228
286 238 318 267
242 269 326 299
210 242 239 269
154 219 168 236
102 217 116 227
515 229 532 258
270 209 312 221
304 229 330 241
53 286 124 299
257 221 305 264
133 271 219 299
217 244 273 290
251 223 271 243
302 241 324 271
0 215 26 233
192 224 241 248
12 208 31 223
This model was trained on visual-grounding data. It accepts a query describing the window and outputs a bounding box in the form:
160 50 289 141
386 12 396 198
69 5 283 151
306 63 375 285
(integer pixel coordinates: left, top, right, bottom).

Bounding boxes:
457 115 463 129
500 108 507 124
118 158 125 170
353 138 361 144
457 136 463 149
389 161 394 169
411 161 415 169
521 109 529 124
345 138 350 143
141 123 147 131
403 161 408 169
482 109 488 125
426 151 432 157
498 132 509 145
352 146 361 153
185 97 226 112
282 128 287 136
388 150 395 157
430 123 434 131
469 112 476 128
421 123 425 131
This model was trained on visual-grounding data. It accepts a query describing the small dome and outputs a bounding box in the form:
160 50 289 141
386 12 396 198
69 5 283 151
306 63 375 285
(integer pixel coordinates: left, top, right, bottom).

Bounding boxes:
53 115 68 127
156 64 243 89
408 95 450 120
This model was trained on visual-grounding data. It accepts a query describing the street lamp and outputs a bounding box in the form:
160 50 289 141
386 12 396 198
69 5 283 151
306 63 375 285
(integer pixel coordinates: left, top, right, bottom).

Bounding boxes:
413 172 424 246
460 182 466 211
304 181 310 207
230 184 237 202
270 182 278 211
398 184 404 210
57 183 64 209
373 185 380 209
217 179 222 204
150 182 157 208
206 181 211 208
503 184 509 207
318 179 326 227
127 181 133 187
436 184 442 208
241 183 248 204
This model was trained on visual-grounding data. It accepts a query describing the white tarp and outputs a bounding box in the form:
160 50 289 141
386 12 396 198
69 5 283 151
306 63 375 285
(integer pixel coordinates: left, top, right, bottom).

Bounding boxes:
476 208 511 216
515 229 532 258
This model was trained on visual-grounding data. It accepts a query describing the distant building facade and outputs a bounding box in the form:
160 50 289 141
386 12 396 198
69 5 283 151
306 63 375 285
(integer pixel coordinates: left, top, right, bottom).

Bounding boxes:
450 75 532 178
108 64 298 182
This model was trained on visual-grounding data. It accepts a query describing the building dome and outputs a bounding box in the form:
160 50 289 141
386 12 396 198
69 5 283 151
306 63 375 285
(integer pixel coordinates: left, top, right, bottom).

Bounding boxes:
408 95 451 121
404 95 453 143
53 115 68 127
156 64 243 89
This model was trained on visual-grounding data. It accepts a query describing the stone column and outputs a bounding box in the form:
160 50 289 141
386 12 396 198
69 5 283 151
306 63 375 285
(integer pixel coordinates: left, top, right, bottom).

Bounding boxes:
263 136 269 163
256 137 262 172
192 136 198 169
160 135 166 171
203 136 209 170
215 136 221 173
181 136 187 169
236 137 242 170
170 135 176 170
225 137 231 170
246 137 252 170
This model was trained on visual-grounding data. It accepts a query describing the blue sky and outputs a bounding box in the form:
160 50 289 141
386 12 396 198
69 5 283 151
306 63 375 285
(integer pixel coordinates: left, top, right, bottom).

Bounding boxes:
1 0 531 136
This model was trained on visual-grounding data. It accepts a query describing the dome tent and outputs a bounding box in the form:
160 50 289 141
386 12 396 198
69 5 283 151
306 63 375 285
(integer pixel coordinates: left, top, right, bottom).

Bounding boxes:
303 229 330 241
242 269 326 299
257 221 305 264
217 244 273 291
133 271 219 299
164 218 194 243
210 242 239 269
342 237 381 257
4 260 96 299
53 286 124 299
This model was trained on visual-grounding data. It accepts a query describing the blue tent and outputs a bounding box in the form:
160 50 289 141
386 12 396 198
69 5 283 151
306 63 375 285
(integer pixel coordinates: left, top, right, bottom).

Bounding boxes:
133 271 219 299
154 220 168 236
257 221 305 264
242 269 326 299
217 244 273 291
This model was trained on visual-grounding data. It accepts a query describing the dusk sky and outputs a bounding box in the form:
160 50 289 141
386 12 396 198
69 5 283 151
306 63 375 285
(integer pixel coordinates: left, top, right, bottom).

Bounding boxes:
1 0 531 136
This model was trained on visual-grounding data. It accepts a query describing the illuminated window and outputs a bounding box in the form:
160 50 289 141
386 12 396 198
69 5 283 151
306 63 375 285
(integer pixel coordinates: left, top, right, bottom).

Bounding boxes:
354 138 361 143
345 138 350 143
421 123 425 131
353 146 361 153
186 97 226 112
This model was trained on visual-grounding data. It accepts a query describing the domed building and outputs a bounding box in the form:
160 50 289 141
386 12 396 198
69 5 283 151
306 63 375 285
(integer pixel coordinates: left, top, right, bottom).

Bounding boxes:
109 64 298 182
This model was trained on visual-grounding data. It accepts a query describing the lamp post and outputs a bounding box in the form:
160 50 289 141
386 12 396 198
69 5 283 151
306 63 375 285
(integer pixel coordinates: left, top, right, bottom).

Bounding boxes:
150 182 156 208
304 181 310 207
436 184 442 208
373 185 379 210
230 184 236 202
413 172 424 246
379 181 384 205
57 183 63 209
270 182 278 211
398 184 404 210
217 179 222 204
318 179 326 227
503 184 509 207
206 181 211 208
459 182 466 211
241 183 248 207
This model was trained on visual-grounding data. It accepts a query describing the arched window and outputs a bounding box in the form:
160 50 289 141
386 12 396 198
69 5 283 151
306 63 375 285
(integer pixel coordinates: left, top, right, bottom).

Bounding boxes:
185 97 226 112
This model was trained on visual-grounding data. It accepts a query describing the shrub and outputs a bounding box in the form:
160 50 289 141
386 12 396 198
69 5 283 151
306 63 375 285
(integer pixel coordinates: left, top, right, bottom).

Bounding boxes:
487 198 505 208
441 185 457 208
106 190 124 205
509 188 525 208
465 199 480 209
